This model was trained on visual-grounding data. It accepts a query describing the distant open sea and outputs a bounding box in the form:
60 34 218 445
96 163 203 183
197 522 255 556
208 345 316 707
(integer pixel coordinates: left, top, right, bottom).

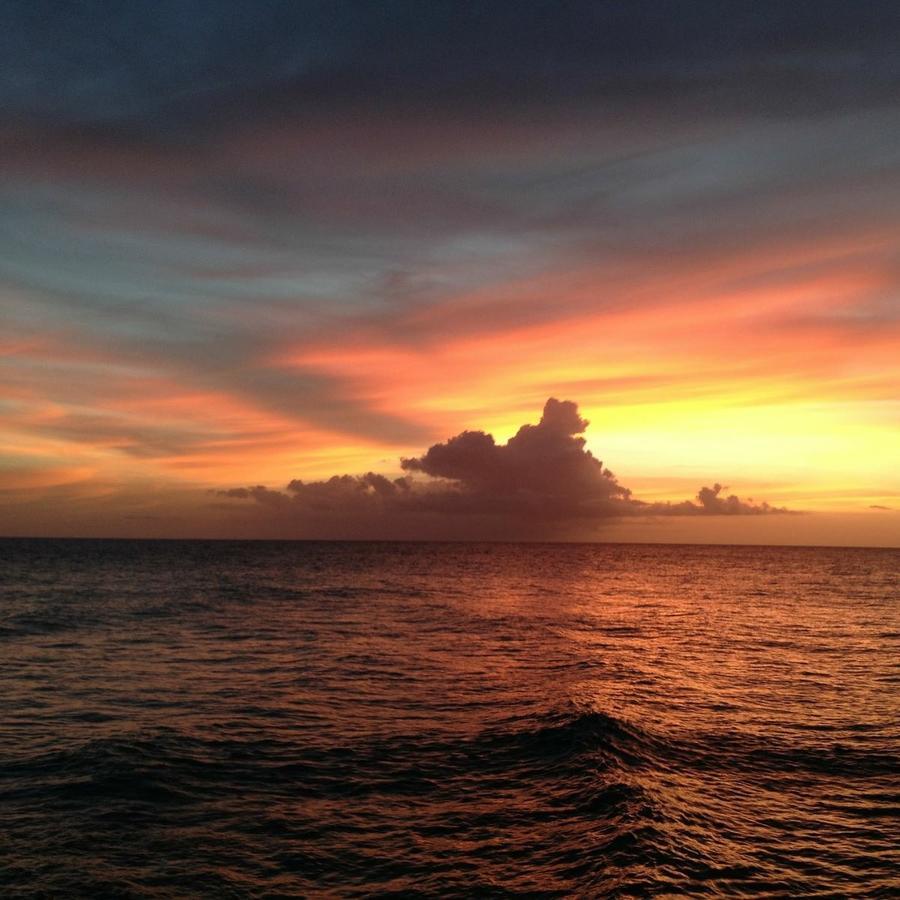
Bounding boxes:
1 539 898 897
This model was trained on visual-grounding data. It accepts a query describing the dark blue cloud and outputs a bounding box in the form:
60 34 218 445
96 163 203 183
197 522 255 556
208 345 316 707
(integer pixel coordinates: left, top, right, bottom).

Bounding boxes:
3 0 899 134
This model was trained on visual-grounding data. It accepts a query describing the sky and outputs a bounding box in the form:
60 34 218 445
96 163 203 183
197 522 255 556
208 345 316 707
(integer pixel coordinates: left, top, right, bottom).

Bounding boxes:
1 1 899 545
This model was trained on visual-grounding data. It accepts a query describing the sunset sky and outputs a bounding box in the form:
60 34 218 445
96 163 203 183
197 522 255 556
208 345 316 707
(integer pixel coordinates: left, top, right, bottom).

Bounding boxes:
2 1 899 544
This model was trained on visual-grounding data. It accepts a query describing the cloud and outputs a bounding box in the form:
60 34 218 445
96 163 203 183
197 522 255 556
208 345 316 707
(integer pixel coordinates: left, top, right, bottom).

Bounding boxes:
4 1 898 135
4 3 899 477
219 398 790 536
642 483 789 517
221 474 414 512
399 398 630 517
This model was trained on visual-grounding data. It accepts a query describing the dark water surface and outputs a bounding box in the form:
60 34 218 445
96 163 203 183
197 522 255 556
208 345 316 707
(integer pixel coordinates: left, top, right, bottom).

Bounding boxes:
1 539 898 897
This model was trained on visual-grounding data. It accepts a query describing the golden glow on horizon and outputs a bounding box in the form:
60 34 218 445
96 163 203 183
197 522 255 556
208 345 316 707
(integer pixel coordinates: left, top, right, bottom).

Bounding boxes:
2 225 898 540
254 240 900 520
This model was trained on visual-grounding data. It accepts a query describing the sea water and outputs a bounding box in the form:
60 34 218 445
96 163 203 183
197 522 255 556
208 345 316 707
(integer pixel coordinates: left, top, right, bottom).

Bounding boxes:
1 539 897 896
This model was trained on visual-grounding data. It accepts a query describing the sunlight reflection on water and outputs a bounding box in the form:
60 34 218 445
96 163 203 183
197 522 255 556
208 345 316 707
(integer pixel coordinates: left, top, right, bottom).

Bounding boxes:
1 539 898 896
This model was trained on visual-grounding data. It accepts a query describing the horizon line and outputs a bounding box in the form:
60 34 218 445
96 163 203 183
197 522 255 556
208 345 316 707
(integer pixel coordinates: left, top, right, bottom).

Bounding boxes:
2 535 897 551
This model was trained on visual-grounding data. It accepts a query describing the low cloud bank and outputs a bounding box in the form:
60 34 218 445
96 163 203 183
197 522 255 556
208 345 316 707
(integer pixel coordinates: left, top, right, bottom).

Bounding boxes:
643 483 788 517
219 398 789 530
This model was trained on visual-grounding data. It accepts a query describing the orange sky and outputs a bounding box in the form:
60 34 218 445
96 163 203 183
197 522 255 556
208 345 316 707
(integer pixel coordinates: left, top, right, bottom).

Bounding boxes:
1 12 899 544
3 212 898 544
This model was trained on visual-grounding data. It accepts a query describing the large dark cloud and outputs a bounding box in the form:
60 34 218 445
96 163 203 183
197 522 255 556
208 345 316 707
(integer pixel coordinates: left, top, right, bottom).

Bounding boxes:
400 398 630 517
220 398 789 535
3 1 899 135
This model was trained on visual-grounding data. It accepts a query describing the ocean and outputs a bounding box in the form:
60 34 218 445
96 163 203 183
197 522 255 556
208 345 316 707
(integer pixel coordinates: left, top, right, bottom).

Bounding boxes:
1 539 897 897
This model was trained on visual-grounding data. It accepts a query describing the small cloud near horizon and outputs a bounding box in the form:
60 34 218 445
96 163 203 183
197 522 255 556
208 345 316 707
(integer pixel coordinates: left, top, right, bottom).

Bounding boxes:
219 398 790 534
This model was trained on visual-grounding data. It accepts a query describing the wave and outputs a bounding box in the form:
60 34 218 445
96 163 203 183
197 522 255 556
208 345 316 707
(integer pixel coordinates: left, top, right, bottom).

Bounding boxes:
1 710 655 819
5 707 895 810
3 708 898 896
